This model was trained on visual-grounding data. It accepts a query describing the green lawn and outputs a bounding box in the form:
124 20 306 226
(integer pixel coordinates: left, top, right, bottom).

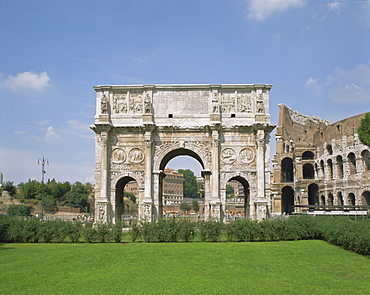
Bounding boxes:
0 240 369 294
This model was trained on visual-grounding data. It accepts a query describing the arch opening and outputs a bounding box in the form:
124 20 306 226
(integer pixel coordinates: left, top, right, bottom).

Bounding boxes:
308 183 319 205
348 193 355 205
348 153 356 175
361 191 370 206
328 193 334 205
337 192 344 206
302 151 314 160
281 157 293 182
336 156 344 179
115 176 138 222
159 151 204 218
303 163 314 179
226 176 250 219
282 186 294 214
361 150 370 171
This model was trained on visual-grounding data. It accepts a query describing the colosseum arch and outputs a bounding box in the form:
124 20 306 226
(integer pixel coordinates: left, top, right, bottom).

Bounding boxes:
91 84 275 222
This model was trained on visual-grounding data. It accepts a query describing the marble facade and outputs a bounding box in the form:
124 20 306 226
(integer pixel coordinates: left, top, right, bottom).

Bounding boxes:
91 84 275 222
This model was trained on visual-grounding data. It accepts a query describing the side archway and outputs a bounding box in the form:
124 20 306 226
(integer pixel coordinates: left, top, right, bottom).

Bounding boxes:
221 173 251 219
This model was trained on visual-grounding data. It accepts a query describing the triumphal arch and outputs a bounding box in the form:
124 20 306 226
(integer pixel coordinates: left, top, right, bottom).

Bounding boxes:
91 84 275 223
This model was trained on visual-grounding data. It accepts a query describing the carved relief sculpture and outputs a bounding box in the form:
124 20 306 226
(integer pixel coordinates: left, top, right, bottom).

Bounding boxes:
101 94 109 114
240 147 255 163
111 148 126 163
129 148 144 163
256 95 265 113
221 148 236 164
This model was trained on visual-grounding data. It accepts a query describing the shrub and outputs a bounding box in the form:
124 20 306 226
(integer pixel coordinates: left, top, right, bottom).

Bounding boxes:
109 222 123 243
197 220 223 242
177 219 195 242
83 227 98 243
38 221 55 243
67 221 82 243
95 222 110 243
128 221 141 242
152 219 179 242
7 205 32 217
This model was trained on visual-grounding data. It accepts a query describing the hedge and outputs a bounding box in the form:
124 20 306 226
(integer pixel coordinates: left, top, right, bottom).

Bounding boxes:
0 215 369 256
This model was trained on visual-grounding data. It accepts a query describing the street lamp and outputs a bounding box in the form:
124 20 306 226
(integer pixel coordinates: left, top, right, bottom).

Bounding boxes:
38 156 49 217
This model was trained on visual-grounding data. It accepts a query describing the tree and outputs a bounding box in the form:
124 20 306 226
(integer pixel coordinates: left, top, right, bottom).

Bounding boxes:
226 184 235 198
2 181 17 196
66 182 89 211
19 180 43 200
124 191 136 203
192 199 199 213
358 113 370 146
180 202 192 214
177 169 198 198
7 204 32 216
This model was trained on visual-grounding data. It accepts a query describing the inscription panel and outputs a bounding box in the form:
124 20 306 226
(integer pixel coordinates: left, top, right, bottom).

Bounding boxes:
153 90 209 115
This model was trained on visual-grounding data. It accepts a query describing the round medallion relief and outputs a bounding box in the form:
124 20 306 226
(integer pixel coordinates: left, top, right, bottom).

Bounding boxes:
111 148 126 163
221 148 236 164
240 147 255 163
128 148 144 163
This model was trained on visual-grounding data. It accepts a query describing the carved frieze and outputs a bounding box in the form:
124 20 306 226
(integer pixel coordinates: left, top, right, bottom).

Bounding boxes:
240 147 255 163
220 92 235 113
237 93 252 113
111 148 126 163
221 148 236 164
128 148 144 163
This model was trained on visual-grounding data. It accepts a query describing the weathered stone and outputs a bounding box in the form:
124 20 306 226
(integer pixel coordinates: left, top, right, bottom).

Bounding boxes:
91 84 275 222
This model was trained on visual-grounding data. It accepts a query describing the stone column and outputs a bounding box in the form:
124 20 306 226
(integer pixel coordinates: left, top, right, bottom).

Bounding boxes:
202 169 212 220
255 128 268 220
143 129 153 221
210 128 221 220
96 127 111 223
152 170 165 220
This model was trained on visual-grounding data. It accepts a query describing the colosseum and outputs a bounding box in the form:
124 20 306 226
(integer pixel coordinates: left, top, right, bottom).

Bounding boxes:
272 104 370 216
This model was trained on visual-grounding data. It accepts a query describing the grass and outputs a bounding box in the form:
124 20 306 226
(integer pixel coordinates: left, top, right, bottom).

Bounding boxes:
0 240 369 294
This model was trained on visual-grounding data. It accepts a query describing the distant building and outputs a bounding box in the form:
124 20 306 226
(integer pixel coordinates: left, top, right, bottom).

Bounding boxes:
272 104 370 215
162 169 184 204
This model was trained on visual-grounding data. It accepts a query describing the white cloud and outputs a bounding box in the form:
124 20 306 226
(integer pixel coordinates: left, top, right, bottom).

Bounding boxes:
45 126 61 142
246 0 306 21
1 71 51 91
306 64 370 103
328 1 341 12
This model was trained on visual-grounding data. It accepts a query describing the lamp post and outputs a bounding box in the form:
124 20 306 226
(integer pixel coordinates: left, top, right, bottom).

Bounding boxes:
38 156 49 217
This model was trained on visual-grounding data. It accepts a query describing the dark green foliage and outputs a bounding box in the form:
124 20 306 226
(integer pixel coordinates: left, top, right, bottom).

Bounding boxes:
0 216 368 256
52 220 69 243
140 221 154 242
38 221 55 243
226 184 235 198
95 221 110 243
109 222 123 243
124 191 136 203
7 204 32 216
2 181 17 196
225 219 259 242
177 219 195 242
358 112 370 146
128 221 141 242
67 221 82 243
197 220 223 242
83 227 98 243
0 216 12 242
177 169 198 198
192 200 199 212
179 202 192 214
66 181 89 210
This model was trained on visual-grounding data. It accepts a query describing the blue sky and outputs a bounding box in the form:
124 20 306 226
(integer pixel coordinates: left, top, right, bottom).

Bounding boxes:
1 0 369 185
